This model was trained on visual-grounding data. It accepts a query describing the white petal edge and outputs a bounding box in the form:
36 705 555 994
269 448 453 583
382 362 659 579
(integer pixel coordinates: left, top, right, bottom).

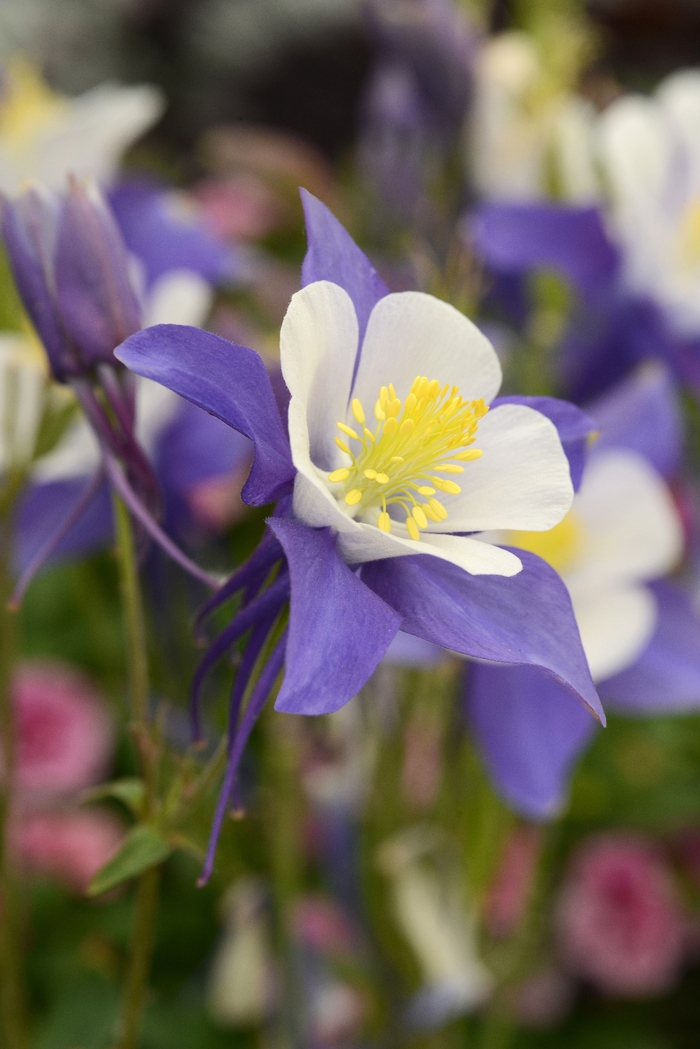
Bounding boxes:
281 281 358 473
569 582 657 683
292 464 522 577
570 449 683 590
427 404 573 533
350 291 502 414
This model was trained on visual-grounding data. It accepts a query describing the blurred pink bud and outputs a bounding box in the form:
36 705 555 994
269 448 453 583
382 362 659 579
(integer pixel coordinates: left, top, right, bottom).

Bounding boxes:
556 834 685 996
12 662 113 797
292 896 357 957
187 468 250 531
194 175 285 241
15 809 124 893
401 717 442 809
485 826 541 938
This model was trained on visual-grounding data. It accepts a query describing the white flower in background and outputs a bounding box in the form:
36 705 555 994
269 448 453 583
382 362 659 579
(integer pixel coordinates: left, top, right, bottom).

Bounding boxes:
207 878 275 1027
377 825 493 1025
0 57 163 194
469 31 599 202
282 281 574 578
491 450 683 681
597 70 700 335
31 270 213 486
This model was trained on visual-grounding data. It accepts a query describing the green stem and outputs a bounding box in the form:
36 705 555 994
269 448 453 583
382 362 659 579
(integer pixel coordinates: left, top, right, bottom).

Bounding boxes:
113 495 160 1049
0 509 27 1049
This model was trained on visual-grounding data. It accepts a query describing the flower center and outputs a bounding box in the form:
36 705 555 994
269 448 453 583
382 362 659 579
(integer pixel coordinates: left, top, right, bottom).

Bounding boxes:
507 510 583 574
0 58 66 153
326 375 488 541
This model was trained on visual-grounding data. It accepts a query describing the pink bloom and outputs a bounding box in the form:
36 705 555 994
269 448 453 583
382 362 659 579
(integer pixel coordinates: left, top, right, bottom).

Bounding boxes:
401 717 442 809
12 662 113 797
556 834 685 996
186 469 250 532
15 809 124 893
485 826 541 938
292 896 357 957
194 174 284 241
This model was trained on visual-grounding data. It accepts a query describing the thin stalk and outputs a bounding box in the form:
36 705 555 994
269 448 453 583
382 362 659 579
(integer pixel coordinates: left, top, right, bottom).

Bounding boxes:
0 504 27 1049
113 494 160 1049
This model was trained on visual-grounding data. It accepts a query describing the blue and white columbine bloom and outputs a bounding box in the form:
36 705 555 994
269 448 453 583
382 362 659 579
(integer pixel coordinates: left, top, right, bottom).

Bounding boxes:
115 190 603 881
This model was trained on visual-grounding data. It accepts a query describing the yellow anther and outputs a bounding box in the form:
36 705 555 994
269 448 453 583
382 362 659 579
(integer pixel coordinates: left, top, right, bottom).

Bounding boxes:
405 392 417 414
423 504 440 522
337 422 359 440
374 400 386 421
417 486 435 495
429 498 448 520
412 505 428 529
335 437 351 455
345 489 363 506
364 469 377 480
376 473 389 484
427 379 440 397
434 464 464 474
378 511 391 533
391 456 404 463
400 418 415 436
328 468 350 482
388 383 397 400
433 479 461 495
380 386 390 408
364 428 375 442
406 516 420 541
351 398 365 425
388 398 401 418
454 448 483 461
383 417 398 436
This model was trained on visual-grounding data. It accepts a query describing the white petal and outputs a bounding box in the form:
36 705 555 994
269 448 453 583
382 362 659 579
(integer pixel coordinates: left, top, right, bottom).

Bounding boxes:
33 84 165 191
598 95 668 212
144 270 213 328
350 292 502 413
571 449 683 589
570 582 657 682
281 281 358 473
135 378 181 458
428 403 573 533
292 461 521 577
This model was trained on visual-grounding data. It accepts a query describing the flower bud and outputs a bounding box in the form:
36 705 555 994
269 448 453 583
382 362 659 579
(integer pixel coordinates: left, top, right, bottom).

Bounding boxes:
1 177 141 380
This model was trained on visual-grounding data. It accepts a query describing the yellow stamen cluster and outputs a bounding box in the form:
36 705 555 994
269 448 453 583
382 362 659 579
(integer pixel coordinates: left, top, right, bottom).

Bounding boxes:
327 375 488 540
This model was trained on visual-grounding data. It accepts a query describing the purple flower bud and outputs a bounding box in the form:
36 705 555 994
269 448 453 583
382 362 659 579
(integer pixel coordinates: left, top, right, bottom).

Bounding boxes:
1 177 141 380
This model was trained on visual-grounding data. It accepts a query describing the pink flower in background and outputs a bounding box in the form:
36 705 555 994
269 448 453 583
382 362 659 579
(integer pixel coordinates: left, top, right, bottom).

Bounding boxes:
15 810 124 893
556 834 685 996
194 174 284 241
187 469 250 532
292 896 358 957
485 826 541 938
12 662 113 797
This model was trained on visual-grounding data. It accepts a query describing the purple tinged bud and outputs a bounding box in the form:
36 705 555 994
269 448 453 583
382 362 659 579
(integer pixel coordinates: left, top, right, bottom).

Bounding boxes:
1 177 142 380
55 177 142 369
1 187 71 378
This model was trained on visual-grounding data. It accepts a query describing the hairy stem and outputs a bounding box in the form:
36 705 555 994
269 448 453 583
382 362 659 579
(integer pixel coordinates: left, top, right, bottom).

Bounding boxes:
113 494 160 1049
0 507 28 1049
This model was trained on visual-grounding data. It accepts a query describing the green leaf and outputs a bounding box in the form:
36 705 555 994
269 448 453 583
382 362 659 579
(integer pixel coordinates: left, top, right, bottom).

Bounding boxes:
80 777 147 818
87 825 172 897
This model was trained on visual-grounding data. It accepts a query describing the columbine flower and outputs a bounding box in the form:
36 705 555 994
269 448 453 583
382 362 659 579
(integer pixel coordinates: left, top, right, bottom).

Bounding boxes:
116 190 603 882
597 70 700 338
466 365 700 819
0 57 163 193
